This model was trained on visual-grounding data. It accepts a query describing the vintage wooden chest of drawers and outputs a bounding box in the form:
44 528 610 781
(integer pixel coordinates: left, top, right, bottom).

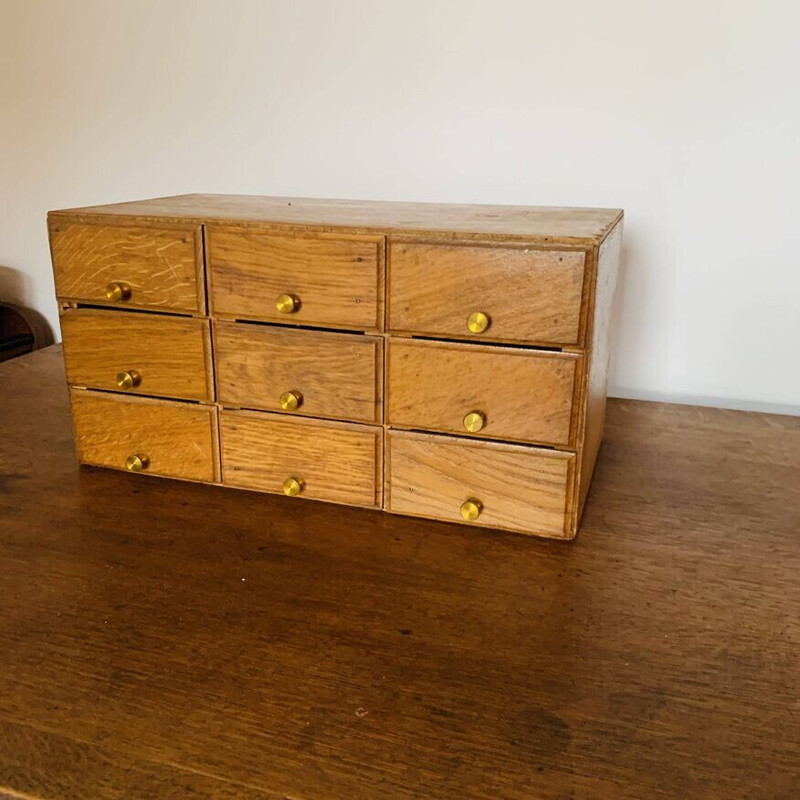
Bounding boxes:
48 194 623 539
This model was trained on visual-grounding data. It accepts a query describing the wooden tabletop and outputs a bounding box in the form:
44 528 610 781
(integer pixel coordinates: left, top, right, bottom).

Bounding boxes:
1 347 798 799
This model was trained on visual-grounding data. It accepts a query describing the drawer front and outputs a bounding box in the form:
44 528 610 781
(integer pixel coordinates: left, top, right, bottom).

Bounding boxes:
214 322 382 424
387 339 579 447
208 226 383 330
70 390 218 482
389 242 586 345
49 220 204 313
62 309 212 402
387 431 574 537
220 411 382 508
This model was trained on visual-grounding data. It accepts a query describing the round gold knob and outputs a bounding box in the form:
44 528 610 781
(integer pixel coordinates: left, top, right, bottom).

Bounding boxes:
116 369 141 390
125 453 149 472
106 281 132 302
276 293 300 314
279 390 303 412
463 410 486 433
283 476 304 496
460 498 483 522
467 311 490 334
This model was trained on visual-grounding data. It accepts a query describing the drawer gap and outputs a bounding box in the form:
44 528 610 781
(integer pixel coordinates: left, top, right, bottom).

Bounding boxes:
403 333 564 353
386 425 575 453
69 301 197 319
225 318 369 336
72 385 207 406
219 403 383 429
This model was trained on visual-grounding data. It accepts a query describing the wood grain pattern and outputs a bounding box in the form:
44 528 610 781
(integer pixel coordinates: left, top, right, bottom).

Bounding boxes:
48 219 204 313
577 219 623 521
387 338 579 447
208 226 383 330
51 194 624 244
386 430 574 537
214 321 382 423
61 308 212 401
0 719 267 800
220 409 382 508
70 389 218 482
2 348 799 799
388 241 586 346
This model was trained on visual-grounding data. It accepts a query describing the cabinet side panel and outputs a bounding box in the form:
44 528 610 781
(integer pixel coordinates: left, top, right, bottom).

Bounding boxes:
578 219 623 517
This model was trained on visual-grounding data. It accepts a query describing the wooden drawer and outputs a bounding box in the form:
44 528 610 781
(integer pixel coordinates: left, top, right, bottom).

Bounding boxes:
387 339 579 447
220 411 382 508
214 321 382 424
386 430 574 537
70 390 219 482
49 220 204 313
208 226 383 331
388 241 586 346
61 309 212 402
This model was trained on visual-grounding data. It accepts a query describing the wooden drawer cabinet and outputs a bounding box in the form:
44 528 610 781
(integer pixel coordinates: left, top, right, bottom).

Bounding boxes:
207 227 384 331
220 411 382 509
61 308 213 402
388 241 586 346
214 321 382 423
50 194 622 539
49 220 204 314
70 390 219 483
387 338 579 447
386 430 574 537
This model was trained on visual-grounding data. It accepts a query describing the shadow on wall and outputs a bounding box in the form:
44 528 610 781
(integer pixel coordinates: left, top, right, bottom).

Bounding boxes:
0 265 54 357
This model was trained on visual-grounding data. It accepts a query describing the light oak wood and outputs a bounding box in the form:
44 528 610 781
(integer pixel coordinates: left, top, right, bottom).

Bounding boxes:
576 219 623 524
220 410 382 508
214 320 382 423
388 241 587 346
52 194 624 244
46 194 625 540
70 389 219 483
208 226 384 331
387 338 579 447
386 430 574 537
48 220 204 313
61 308 212 402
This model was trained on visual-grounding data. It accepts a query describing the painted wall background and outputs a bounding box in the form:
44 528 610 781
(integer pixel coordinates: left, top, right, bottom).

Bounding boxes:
1 0 798 412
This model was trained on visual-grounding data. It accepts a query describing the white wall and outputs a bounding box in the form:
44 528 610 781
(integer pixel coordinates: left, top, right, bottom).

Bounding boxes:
1 0 798 413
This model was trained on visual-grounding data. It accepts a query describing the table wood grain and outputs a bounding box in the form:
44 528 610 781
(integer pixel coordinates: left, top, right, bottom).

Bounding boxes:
0 347 798 799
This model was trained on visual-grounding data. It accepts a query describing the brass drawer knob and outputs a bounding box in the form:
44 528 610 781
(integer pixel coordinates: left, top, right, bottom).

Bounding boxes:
126 453 149 472
279 390 303 412
463 410 486 433
460 498 483 522
106 281 132 302
116 369 141 390
276 293 300 314
283 476 304 496
467 311 490 334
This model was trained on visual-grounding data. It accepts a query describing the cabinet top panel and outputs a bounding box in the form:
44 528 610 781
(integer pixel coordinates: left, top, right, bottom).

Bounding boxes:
49 194 623 244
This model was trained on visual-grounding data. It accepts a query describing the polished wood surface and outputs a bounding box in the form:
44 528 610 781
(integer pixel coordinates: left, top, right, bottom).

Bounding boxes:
1 347 799 798
220 409 383 508
387 429 574 536
70 389 219 483
214 321 383 424
48 220 204 313
387 338 579 447
61 308 213 402
207 226 383 331
52 194 623 243
388 242 587 346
